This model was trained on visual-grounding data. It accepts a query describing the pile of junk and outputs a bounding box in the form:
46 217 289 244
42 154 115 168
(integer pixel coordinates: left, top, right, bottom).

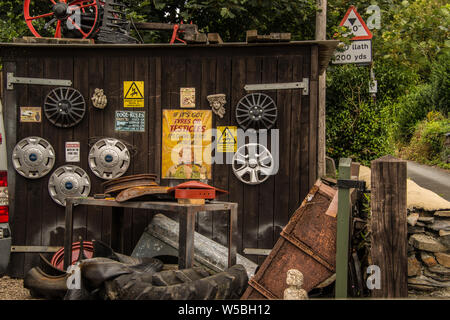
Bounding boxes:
23 175 355 300
25 240 249 300
24 173 256 300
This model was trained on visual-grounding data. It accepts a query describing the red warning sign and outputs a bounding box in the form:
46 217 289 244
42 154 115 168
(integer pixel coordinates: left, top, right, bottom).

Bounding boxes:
339 6 373 40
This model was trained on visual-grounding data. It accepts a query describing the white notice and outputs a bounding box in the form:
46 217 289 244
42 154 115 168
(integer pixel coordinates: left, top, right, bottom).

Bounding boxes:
65 142 80 162
332 40 372 65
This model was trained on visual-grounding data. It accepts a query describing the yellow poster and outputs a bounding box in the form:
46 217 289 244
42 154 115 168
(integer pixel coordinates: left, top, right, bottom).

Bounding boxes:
123 81 144 108
162 110 212 180
217 126 237 152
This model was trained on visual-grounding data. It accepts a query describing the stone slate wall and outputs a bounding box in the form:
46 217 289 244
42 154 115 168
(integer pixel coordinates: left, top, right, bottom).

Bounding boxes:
407 209 450 294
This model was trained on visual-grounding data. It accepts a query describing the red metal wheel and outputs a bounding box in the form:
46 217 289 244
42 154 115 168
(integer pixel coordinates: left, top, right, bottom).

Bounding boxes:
51 241 94 270
24 0 100 39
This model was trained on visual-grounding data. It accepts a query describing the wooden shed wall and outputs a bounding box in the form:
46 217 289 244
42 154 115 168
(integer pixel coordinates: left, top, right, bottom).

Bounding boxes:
1 44 319 278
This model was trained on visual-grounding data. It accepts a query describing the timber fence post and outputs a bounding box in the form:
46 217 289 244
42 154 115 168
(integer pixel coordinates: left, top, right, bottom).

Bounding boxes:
335 158 351 298
370 155 408 297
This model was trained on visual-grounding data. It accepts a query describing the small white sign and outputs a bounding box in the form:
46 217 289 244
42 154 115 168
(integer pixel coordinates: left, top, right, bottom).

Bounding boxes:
369 80 378 93
65 142 80 162
332 40 372 65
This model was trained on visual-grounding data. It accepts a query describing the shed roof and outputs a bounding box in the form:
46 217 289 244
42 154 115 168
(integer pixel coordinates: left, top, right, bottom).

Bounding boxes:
0 40 339 75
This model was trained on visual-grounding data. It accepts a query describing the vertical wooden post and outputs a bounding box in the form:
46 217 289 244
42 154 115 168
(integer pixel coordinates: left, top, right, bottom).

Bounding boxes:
111 207 125 253
335 158 351 298
371 156 408 297
316 0 327 177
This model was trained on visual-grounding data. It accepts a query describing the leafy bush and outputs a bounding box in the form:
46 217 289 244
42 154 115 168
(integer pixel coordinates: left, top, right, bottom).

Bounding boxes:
430 52 450 115
399 111 450 169
392 84 434 143
326 65 394 166
379 0 450 79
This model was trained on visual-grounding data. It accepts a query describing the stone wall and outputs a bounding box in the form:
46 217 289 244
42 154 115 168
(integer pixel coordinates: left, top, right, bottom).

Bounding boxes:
407 210 450 294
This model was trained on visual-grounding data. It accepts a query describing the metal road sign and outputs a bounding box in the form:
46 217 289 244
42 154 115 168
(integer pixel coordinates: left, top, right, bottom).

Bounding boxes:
339 6 373 40
332 40 372 65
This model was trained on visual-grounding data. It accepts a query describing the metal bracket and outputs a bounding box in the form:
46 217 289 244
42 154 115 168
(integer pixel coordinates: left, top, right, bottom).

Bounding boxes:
11 246 61 253
244 78 309 95
337 179 366 191
7 72 72 90
243 248 272 256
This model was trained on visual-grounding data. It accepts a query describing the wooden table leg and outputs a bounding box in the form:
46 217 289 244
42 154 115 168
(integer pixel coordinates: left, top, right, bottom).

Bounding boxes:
64 199 74 270
111 207 125 253
179 207 195 269
228 204 238 267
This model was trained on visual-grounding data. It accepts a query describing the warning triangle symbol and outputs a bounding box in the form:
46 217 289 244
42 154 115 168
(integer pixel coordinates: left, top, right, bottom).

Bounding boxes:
125 82 144 99
218 128 236 144
339 6 373 40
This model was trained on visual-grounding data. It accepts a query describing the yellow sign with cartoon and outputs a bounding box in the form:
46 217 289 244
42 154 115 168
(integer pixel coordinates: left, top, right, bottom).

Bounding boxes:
123 81 145 108
162 110 212 180
217 126 237 152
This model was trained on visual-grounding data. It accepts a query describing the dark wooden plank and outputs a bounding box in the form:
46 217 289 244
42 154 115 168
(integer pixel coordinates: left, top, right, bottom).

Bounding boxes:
101 55 121 245
86 54 105 243
272 56 293 245
72 54 90 244
111 207 124 253
63 200 74 270
288 55 303 218
371 156 408 298
179 208 196 269
197 57 216 239
23 56 44 275
131 55 150 247
145 55 159 227
5 59 26 278
241 56 262 264
309 46 319 188
42 56 63 250
158 54 184 223
300 49 311 202
154 56 162 186
212 54 232 247
118 55 135 255
183 55 203 231
228 56 246 256
257 56 277 263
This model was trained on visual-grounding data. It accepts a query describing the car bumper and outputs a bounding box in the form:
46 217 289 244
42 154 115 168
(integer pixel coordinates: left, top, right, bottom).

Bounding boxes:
0 224 11 275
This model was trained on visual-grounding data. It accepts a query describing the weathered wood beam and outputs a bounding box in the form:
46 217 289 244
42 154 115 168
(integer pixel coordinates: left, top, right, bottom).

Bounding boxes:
371 155 408 297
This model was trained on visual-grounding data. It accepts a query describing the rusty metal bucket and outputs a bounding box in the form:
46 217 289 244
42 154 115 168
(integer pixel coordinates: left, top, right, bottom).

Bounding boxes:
241 179 337 299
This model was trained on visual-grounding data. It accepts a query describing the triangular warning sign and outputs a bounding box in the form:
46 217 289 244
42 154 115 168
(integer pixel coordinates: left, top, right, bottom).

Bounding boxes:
124 82 144 99
339 6 373 40
218 128 236 144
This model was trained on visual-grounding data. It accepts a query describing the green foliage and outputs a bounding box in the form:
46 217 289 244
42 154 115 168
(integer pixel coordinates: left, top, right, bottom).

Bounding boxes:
392 83 434 143
327 0 449 166
399 112 450 169
126 0 317 42
0 0 318 43
379 0 450 78
326 65 393 166
430 52 450 115
0 1 29 42
391 53 449 144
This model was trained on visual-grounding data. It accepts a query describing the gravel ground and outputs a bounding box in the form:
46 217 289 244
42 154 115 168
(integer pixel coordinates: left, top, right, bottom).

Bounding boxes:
0 276 36 300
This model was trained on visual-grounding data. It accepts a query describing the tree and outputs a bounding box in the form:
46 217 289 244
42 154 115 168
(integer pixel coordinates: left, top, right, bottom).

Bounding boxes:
0 0 318 43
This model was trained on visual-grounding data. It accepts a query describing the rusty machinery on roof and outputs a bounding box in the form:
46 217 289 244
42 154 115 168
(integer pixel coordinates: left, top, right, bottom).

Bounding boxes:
23 0 207 44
